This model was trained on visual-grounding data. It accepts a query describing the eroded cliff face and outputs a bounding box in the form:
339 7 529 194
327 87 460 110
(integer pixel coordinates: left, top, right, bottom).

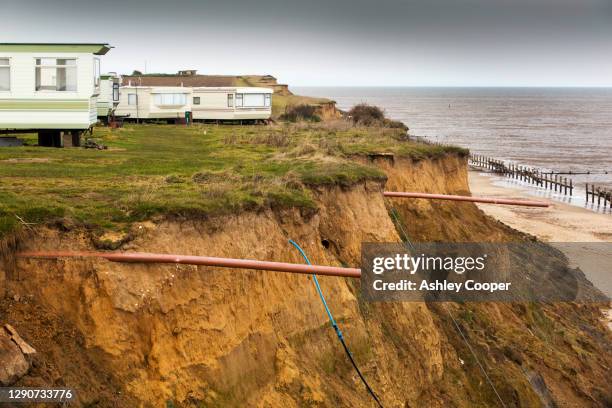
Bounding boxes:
314 102 342 121
1 154 610 407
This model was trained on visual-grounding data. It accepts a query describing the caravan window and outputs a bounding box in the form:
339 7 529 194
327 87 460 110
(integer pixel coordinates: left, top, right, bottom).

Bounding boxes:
0 58 9 91
241 93 268 107
234 93 270 107
227 94 234 107
35 58 77 91
193 97 200 105
112 83 120 101
154 93 187 106
128 94 138 105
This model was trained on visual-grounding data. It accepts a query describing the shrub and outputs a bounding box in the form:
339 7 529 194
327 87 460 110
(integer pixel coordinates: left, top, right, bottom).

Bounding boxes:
348 104 384 126
280 104 321 122
348 103 408 130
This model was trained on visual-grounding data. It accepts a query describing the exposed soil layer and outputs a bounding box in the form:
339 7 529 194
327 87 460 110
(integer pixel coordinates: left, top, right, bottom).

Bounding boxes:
1 154 610 407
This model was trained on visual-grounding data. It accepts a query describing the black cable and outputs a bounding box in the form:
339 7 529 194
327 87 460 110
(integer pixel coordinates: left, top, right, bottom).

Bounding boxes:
339 335 384 408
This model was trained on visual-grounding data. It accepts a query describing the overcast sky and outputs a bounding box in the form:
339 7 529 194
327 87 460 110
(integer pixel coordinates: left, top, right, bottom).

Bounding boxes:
5 0 612 86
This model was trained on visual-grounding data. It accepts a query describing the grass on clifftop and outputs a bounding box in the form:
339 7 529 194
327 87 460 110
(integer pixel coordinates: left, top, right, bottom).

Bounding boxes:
233 75 332 118
0 122 466 238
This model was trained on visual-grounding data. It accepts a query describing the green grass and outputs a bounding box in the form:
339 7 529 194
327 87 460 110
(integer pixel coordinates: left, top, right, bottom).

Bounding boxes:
0 122 464 238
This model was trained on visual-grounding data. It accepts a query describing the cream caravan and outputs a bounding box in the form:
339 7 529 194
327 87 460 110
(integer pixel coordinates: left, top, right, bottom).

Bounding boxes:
191 87 272 121
114 86 191 123
118 73 273 122
0 43 111 146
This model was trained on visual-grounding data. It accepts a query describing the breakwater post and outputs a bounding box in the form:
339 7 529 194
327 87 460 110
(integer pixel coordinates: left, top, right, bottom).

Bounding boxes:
469 154 574 196
586 183 612 210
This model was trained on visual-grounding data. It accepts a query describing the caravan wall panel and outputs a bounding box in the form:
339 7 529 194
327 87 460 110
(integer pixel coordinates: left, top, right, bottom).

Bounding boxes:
0 51 100 129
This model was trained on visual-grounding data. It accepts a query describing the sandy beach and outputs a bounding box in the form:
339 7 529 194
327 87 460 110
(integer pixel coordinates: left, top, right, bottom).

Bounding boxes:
469 170 612 243
469 169 612 303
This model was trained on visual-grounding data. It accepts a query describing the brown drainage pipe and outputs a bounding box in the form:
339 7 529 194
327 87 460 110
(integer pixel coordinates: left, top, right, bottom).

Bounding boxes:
383 192 549 207
16 193 546 276
17 251 362 278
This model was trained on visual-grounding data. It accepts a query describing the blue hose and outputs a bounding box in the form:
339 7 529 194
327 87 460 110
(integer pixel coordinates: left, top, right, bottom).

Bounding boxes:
288 239 383 408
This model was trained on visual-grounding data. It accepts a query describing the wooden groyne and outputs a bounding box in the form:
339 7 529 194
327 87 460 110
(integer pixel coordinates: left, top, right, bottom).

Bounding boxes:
469 154 574 196
585 184 612 209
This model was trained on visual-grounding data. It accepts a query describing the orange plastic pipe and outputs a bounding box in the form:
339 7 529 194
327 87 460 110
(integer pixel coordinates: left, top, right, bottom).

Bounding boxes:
383 192 549 207
17 251 362 278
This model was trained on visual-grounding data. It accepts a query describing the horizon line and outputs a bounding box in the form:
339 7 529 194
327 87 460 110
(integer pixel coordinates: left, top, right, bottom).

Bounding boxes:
290 85 612 89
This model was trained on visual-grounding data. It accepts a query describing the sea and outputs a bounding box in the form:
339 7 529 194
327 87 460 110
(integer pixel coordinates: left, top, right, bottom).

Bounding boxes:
295 87 612 210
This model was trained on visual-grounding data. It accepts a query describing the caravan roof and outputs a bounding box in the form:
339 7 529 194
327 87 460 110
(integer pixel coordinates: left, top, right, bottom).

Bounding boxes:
0 43 112 55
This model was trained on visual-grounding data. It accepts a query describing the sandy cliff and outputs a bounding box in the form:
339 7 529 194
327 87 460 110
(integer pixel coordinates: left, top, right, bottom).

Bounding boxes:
1 154 610 407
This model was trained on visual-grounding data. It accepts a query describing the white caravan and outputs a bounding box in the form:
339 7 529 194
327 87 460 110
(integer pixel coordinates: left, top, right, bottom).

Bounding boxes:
0 43 111 146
